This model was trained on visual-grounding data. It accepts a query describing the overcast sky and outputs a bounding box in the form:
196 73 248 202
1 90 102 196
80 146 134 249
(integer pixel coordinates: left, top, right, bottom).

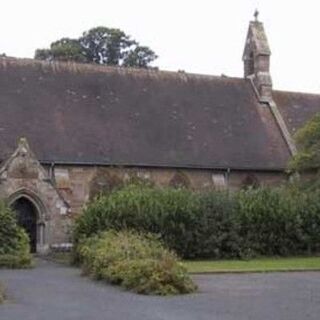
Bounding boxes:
0 0 319 93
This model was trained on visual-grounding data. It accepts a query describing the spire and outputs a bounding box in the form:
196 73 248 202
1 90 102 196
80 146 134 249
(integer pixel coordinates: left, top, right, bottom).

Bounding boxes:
242 12 272 102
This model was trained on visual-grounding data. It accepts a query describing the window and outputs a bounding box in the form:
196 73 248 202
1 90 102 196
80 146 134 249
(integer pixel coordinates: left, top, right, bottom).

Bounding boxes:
212 173 227 190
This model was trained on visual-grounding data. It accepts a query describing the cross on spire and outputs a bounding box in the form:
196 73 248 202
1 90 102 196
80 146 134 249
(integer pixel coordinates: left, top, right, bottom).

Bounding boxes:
254 9 259 22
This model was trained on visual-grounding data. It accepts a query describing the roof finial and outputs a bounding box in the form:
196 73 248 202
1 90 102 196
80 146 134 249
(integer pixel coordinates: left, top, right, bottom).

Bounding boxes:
254 9 259 22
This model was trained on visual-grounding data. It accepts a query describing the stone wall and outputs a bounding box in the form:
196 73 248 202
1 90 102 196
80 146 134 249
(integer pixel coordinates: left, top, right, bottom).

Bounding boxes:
0 139 288 251
52 164 288 217
0 139 70 252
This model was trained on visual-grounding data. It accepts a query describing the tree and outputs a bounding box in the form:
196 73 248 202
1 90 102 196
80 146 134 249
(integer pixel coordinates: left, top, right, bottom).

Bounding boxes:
35 27 158 68
35 38 87 63
289 113 320 172
123 46 158 68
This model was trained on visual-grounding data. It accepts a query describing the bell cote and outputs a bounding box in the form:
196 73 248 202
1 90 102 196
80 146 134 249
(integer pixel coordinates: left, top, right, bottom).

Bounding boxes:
243 11 272 102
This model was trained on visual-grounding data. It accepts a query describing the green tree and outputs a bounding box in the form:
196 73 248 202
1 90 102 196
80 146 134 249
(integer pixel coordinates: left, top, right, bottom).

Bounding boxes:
123 46 158 68
35 27 157 68
35 38 87 63
289 113 320 172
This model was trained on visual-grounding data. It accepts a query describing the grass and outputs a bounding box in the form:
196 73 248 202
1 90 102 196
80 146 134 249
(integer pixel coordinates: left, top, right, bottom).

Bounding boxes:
183 256 320 273
28 251 320 274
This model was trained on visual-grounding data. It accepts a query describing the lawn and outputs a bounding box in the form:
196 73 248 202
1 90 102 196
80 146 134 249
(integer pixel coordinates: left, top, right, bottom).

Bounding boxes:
44 252 320 274
183 256 320 273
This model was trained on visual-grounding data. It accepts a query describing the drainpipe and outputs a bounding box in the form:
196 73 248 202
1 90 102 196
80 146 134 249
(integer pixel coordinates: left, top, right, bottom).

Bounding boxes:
226 168 231 190
49 162 55 183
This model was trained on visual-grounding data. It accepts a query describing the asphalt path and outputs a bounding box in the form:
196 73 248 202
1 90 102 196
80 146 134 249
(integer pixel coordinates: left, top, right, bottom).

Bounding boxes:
0 259 319 320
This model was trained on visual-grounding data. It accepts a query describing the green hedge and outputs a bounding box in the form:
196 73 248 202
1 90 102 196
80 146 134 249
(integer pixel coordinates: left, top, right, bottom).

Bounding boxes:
77 231 197 295
0 201 32 268
73 186 200 258
74 185 320 259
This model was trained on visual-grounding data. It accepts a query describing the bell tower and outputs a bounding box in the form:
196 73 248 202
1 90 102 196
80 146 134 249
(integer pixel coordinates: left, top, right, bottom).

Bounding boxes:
243 10 272 102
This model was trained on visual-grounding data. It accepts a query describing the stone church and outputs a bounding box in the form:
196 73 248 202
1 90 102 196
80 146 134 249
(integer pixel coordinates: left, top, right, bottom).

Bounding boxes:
1 16 319 253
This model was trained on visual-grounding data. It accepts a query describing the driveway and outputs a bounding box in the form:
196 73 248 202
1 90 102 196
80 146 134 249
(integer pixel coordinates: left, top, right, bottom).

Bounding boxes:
0 259 319 320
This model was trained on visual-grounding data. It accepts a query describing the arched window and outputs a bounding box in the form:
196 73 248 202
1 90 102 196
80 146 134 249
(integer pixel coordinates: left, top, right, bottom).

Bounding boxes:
169 171 191 189
89 169 122 199
241 174 260 190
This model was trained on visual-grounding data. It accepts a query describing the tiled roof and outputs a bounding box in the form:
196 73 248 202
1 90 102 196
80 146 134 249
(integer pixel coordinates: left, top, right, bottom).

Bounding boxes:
0 58 292 170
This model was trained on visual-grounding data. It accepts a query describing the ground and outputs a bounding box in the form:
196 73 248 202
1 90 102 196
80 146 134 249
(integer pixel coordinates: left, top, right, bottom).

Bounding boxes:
0 259 320 320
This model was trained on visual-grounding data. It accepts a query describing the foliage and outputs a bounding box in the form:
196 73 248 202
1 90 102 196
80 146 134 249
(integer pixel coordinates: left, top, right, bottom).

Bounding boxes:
35 38 87 63
74 185 320 259
122 46 158 68
73 185 199 258
0 201 32 268
294 190 320 253
192 192 240 258
236 188 301 257
0 254 33 269
35 27 158 68
77 231 197 295
289 113 320 171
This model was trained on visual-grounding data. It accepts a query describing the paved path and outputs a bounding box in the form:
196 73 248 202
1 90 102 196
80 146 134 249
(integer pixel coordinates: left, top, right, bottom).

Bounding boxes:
0 259 320 320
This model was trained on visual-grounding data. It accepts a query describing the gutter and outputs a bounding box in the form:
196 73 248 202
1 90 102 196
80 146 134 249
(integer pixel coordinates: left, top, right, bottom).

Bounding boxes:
32 160 287 173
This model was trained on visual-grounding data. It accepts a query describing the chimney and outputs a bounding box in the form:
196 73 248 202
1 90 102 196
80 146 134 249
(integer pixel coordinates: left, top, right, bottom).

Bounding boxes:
242 10 272 102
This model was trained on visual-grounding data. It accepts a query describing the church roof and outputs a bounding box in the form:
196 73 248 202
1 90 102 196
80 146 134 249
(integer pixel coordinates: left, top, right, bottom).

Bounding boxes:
0 57 313 171
274 90 320 136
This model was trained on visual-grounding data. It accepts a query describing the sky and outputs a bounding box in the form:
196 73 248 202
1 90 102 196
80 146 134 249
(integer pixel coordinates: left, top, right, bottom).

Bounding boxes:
0 0 319 93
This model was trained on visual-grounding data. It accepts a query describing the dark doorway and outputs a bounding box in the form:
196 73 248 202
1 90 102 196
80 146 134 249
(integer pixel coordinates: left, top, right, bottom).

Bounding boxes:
12 198 37 253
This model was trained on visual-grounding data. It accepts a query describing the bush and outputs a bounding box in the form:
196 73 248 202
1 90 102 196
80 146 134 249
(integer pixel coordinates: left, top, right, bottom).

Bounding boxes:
192 191 241 258
77 231 197 295
0 201 32 268
237 188 300 257
0 254 33 269
294 190 320 253
237 187 320 257
74 185 320 259
74 185 200 258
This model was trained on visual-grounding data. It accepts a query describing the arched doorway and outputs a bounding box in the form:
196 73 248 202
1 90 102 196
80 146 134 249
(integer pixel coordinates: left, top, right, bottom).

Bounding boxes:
12 198 38 253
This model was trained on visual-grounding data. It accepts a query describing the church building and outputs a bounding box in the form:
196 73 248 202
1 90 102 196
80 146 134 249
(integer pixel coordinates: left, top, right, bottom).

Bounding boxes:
0 15 319 253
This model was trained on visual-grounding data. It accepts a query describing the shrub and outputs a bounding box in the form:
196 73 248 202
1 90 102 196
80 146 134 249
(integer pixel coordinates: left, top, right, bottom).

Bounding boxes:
236 188 301 257
295 190 320 253
0 201 32 268
77 231 197 295
74 184 320 259
73 185 199 258
192 191 241 258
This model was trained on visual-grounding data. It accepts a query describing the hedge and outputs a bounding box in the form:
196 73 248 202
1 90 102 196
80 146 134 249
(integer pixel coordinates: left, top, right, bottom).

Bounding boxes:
73 185 320 259
0 201 32 268
77 231 197 295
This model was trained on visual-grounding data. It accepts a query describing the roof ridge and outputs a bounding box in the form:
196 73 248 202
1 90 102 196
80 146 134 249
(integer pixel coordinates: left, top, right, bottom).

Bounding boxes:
0 56 244 82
